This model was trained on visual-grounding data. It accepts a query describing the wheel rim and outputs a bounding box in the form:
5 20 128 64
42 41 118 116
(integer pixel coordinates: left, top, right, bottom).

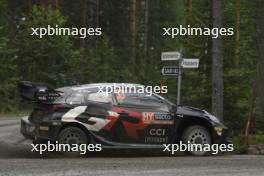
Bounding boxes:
60 131 83 145
187 129 209 145
186 128 211 155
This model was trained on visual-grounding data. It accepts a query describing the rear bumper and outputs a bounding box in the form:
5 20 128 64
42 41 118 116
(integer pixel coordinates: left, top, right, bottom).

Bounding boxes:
21 116 36 140
21 116 61 143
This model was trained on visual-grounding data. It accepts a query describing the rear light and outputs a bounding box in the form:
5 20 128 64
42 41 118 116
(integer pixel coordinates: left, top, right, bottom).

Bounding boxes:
52 104 65 111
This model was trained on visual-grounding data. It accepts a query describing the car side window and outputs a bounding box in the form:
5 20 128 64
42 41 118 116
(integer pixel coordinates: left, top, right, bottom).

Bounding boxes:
86 92 112 103
116 92 141 106
66 91 85 105
115 92 170 111
66 90 112 105
140 95 171 111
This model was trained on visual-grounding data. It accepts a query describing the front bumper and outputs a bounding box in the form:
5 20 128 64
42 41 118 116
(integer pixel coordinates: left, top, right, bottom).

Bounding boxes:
212 125 229 144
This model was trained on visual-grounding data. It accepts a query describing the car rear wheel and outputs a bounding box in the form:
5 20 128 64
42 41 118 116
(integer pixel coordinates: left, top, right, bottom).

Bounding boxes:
57 126 88 156
182 125 212 156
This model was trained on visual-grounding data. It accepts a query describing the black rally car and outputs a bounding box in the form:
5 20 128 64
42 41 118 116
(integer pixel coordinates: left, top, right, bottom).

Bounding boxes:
18 81 227 156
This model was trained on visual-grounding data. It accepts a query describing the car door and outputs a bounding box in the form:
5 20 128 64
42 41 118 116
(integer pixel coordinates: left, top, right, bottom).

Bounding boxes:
111 92 175 144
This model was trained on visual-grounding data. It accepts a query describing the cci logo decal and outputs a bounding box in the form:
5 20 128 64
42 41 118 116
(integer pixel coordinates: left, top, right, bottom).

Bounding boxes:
145 136 168 143
149 129 166 136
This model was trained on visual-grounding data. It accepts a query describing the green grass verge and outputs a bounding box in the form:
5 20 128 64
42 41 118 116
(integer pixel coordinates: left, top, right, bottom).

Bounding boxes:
0 110 31 117
228 132 264 154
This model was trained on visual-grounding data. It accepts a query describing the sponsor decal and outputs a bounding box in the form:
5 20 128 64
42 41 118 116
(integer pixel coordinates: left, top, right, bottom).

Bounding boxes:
149 129 166 136
62 106 87 119
61 106 110 132
111 107 148 139
85 117 110 132
145 136 168 143
142 112 174 125
36 92 60 101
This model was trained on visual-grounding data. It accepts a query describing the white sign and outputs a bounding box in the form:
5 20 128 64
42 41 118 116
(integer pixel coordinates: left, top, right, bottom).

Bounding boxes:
161 51 181 61
161 66 179 75
181 58 199 68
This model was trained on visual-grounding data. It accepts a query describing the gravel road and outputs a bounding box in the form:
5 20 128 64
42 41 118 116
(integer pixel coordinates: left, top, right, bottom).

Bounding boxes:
0 117 263 176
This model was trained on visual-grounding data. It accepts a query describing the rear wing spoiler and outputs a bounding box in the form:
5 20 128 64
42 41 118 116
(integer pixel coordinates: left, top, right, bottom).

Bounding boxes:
17 81 61 103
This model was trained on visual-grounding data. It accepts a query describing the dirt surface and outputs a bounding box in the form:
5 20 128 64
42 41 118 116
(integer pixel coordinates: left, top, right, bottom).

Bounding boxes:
0 117 264 176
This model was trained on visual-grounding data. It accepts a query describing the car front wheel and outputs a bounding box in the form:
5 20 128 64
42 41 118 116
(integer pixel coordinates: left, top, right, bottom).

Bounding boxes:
182 125 212 156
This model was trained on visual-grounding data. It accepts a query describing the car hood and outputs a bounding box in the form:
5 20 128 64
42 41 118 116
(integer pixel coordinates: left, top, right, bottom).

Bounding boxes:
176 106 206 117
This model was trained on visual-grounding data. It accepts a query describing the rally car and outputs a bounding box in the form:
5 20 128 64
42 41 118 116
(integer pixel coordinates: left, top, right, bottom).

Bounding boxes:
18 81 227 156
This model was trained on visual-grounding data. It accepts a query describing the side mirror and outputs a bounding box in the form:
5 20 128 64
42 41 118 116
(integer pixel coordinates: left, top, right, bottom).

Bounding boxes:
170 105 177 113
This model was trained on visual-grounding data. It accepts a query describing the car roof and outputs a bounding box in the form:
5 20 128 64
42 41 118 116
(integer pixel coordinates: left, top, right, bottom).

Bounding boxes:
56 83 174 106
70 83 144 90
57 83 144 92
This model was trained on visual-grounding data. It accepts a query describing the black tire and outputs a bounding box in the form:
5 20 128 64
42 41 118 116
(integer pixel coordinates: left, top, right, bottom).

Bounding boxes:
182 125 212 156
57 126 88 156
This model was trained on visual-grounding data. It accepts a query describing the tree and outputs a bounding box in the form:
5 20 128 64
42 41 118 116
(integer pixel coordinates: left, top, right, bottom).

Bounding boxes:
52 0 59 9
94 0 99 48
27 0 32 14
95 0 99 28
130 0 136 76
14 6 80 87
143 0 148 61
187 0 192 12
235 0 240 67
0 0 18 112
80 0 88 63
212 0 223 122
259 0 264 117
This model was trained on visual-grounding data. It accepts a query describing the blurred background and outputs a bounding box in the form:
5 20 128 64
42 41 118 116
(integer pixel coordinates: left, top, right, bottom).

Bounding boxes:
0 0 263 151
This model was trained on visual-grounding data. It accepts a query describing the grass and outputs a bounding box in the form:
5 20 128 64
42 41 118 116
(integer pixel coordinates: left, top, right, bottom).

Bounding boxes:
0 110 30 117
228 132 264 153
250 133 264 144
